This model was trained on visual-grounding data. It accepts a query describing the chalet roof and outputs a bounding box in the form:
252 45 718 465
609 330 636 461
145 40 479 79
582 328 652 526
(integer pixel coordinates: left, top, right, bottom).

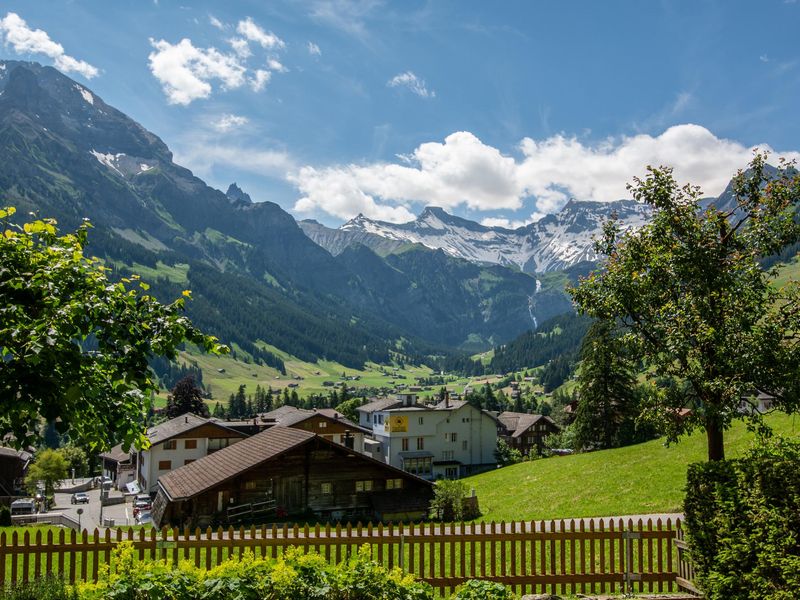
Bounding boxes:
159 427 316 501
259 406 369 433
147 413 245 446
356 397 404 414
497 412 559 438
0 447 32 462
158 426 433 502
432 399 469 411
99 443 131 463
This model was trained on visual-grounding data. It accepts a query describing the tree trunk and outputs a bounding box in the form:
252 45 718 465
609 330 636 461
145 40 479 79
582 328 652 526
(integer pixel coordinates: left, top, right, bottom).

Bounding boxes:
706 418 725 461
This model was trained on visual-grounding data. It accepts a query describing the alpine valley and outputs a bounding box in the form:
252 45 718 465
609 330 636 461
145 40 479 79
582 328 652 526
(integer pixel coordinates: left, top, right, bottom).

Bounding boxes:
0 60 737 373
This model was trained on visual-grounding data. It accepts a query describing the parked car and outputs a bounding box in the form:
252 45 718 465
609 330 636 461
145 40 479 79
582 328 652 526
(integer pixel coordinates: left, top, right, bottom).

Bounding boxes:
132 495 152 517
136 510 152 526
10 498 36 515
70 492 90 504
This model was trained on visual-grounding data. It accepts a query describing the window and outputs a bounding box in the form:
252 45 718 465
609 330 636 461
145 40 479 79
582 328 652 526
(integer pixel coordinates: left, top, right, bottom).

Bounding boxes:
418 417 424 425
401 437 409 451
403 457 432 477
416 437 424 450
442 450 454 460
208 438 230 451
378 415 384 424
184 439 197 450
162 440 177 450
321 482 332 495
245 480 257 490
386 478 403 490
158 460 171 470
451 432 457 442
462 440 468 450
184 459 195 466
355 480 373 492
445 432 458 442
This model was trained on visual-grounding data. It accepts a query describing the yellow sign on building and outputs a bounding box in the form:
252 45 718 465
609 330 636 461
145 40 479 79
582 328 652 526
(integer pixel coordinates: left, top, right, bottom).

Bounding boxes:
387 415 408 432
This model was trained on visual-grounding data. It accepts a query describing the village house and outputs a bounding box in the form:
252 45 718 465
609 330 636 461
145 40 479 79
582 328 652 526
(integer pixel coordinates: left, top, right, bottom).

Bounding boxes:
99 444 137 491
0 447 31 497
358 394 498 480
137 414 247 494
218 406 369 453
151 426 433 528
495 411 560 456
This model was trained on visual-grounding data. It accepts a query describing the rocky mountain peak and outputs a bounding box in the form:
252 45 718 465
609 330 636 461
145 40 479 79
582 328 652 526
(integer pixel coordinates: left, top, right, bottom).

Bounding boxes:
226 182 253 205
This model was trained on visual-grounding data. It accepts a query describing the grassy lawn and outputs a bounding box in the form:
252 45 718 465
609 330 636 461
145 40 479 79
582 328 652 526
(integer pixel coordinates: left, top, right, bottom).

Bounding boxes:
467 412 800 522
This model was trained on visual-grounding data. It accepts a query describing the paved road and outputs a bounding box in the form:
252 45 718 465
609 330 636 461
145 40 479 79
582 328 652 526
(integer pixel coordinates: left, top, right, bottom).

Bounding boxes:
52 487 134 531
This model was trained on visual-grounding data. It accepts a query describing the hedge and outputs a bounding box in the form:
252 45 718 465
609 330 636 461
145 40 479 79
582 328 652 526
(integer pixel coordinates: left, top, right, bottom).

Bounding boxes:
0 543 518 600
684 436 800 600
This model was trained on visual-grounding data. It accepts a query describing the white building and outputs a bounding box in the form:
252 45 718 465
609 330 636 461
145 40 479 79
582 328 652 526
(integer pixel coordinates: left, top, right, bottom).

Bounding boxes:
357 394 498 480
137 414 247 494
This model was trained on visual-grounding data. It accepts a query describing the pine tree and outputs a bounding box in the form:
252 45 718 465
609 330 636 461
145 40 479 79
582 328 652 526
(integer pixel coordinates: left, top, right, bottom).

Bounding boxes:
573 320 638 450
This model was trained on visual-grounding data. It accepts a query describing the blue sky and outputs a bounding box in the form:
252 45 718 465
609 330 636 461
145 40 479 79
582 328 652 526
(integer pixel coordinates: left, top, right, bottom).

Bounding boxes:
1 1 799 227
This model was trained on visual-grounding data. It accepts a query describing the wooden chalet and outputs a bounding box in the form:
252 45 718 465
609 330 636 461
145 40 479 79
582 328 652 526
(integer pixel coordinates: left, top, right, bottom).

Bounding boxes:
218 406 370 453
0 447 31 498
496 411 560 456
152 426 434 529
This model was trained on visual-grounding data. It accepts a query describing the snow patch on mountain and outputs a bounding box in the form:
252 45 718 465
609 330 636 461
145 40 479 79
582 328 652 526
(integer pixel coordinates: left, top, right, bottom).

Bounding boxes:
90 150 124 175
338 202 652 273
90 150 158 178
74 84 94 105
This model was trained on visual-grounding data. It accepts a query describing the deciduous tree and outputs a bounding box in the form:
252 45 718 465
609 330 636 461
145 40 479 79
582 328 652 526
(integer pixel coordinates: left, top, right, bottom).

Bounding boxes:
166 375 209 418
569 155 800 460
0 208 226 452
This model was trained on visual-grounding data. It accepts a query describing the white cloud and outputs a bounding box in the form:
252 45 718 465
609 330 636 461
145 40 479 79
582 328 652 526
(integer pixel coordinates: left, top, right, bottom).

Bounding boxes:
175 142 296 181
0 12 98 78
307 41 321 56
236 17 285 50
387 70 435 98
149 17 289 104
289 125 800 223
267 58 287 73
211 113 249 132
308 0 379 39
228 37 251 58
480 216 542 229
760 54 770 63
249 69 271 91
148 38 247 105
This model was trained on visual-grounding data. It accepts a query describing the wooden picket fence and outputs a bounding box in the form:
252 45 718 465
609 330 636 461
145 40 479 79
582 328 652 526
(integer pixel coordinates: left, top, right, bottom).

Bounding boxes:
0 517 694 597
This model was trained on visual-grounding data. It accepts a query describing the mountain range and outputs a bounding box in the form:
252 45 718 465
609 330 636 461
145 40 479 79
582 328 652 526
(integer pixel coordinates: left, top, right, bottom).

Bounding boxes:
301 200 652 273
1 60 770 373
0 60 580 365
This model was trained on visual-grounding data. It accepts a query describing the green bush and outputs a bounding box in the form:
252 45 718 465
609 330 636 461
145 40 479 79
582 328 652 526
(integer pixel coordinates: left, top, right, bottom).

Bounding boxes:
452 579 516 599
0 576 78 600
684 436 800 600
77 542 434 599
0 504 11 526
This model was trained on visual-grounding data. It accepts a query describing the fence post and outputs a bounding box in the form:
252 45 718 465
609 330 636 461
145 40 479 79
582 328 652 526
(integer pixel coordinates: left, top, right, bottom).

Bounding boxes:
622 529 641 593
399 533 405 572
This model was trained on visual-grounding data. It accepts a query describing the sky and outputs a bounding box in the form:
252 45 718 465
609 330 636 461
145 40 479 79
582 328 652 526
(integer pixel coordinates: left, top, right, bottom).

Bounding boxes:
1 1 799 228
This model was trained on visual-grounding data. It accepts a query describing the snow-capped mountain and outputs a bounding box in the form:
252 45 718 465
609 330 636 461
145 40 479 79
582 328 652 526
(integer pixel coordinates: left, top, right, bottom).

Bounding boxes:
302 202 652 273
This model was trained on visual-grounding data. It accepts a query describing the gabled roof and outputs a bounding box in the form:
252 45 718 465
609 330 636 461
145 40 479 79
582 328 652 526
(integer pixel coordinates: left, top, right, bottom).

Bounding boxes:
159 427 315 501
158 426 433 502
356 397 405 414
99 443 131 463
496 412 559 438
147 413 245 446
259 406 369 433
432 399 469 411
0 447 32 463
